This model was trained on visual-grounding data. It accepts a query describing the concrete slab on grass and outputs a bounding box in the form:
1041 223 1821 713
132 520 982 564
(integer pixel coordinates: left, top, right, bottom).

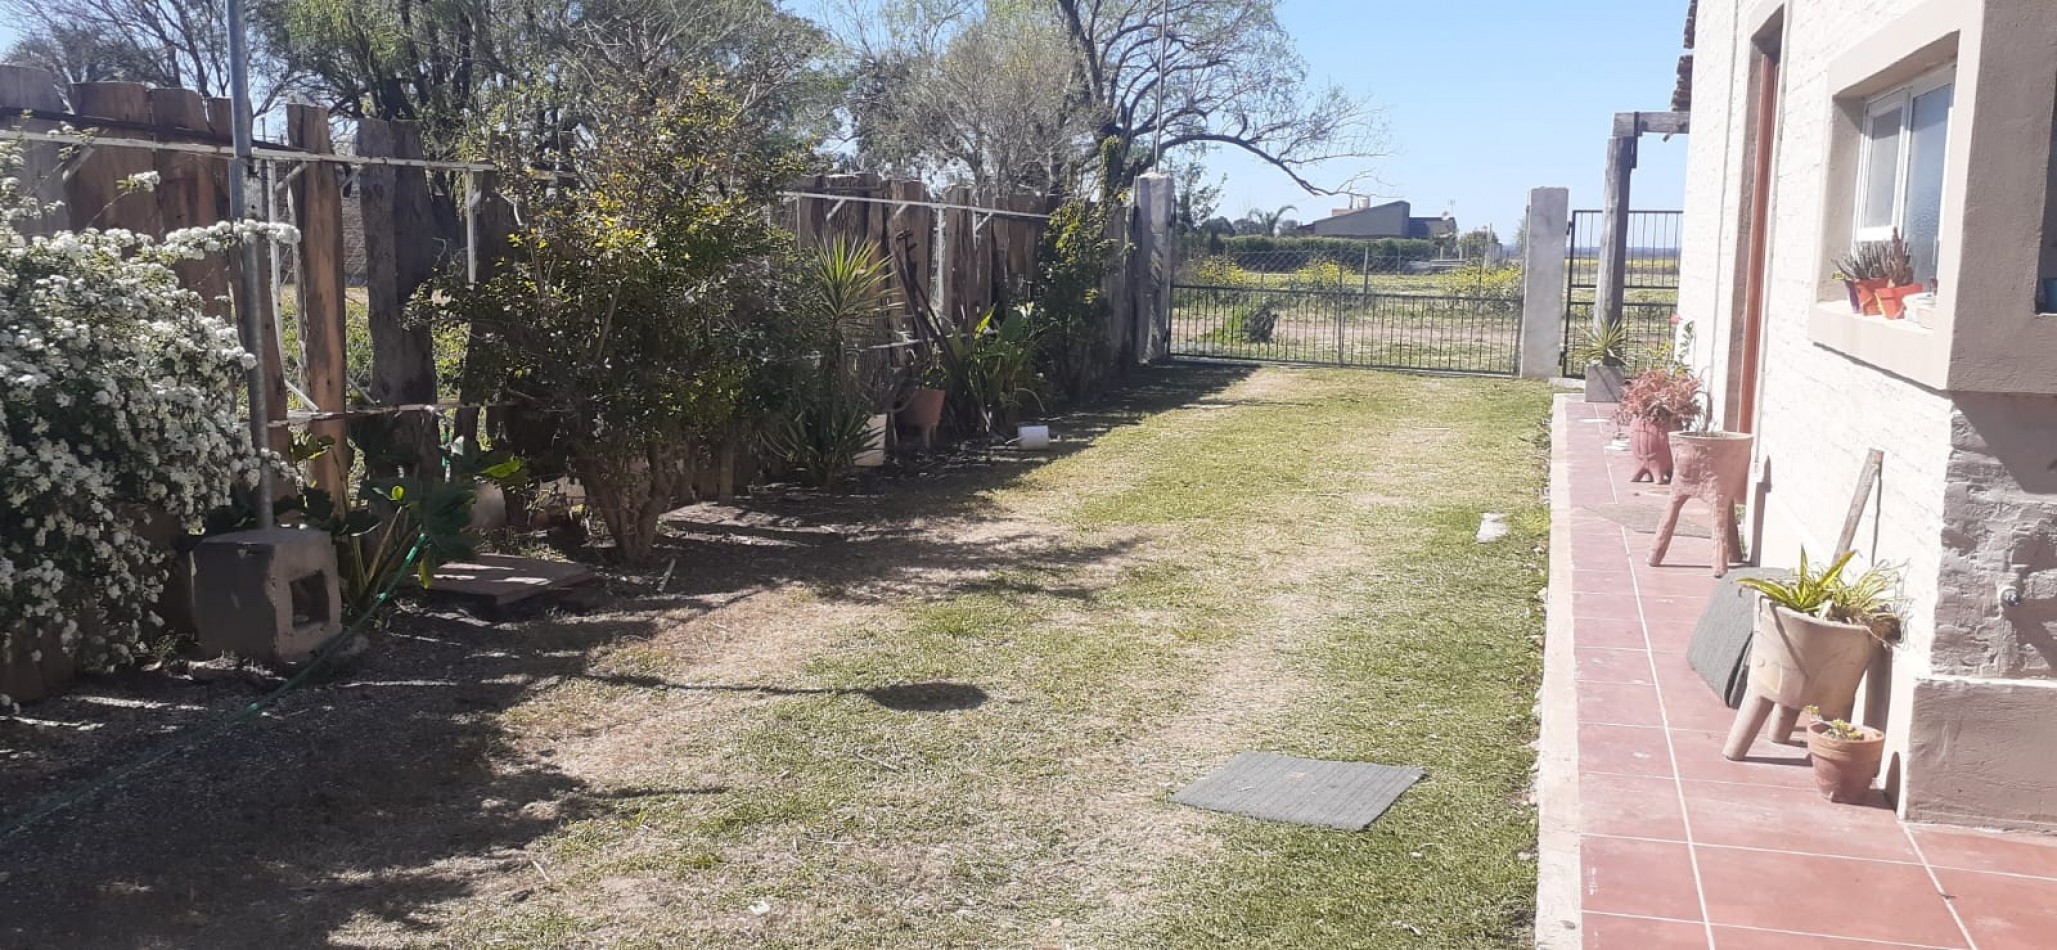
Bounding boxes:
1173 752 1423 831
429 555 598 607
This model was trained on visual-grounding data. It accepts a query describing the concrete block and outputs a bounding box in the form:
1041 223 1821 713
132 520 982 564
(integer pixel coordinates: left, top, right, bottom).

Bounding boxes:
192 527 343 664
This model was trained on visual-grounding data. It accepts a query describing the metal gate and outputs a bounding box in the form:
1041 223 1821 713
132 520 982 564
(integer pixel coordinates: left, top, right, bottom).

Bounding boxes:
1167 245 1522 376
1560 210 1684 375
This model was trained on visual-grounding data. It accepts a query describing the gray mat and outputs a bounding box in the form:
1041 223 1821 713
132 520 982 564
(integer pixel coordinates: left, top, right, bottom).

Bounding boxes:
1173 752 1423 830
1584 501 1712 538
1686 568 1789 708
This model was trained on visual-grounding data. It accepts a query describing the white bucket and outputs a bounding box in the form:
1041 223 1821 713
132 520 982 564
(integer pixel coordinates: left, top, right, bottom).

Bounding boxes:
1017 425 1051 450
855 413 889 467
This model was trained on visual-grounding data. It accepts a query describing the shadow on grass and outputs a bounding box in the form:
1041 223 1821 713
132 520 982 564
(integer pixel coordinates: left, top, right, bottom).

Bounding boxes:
0 362 1250 948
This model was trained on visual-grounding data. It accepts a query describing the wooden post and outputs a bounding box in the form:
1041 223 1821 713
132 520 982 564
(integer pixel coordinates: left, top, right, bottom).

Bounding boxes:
290 104 352 496
67 82 162 234
1595 132 1636 333
149 87 231 321
0 66 68 235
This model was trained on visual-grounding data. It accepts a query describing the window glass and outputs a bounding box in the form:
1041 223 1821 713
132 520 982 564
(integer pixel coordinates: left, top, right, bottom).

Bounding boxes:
1860 104 1904 232
1904 83 1953 287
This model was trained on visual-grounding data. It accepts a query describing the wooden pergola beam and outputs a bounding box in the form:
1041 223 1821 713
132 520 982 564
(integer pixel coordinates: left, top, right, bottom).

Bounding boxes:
1595 111 1693 332
1613 111 1692 138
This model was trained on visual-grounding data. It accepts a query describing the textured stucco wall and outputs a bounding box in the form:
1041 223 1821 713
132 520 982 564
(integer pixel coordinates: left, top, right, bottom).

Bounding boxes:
1678 0 2057 828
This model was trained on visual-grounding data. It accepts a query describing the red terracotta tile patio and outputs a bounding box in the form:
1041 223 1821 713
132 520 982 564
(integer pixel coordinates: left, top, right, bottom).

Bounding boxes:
1540 394 2057 950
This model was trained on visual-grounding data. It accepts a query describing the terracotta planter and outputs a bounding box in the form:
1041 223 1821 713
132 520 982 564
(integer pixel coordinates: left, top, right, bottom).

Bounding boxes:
1750 602 1879 721
900 387 947 430
1628 417 1681 483
1876 283 1921 319
1651 432 1754 575
1806 719 1886 804
1854 278 1890 316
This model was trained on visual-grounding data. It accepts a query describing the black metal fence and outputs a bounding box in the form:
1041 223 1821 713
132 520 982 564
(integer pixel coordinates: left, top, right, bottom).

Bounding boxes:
1561 210 1684 374
1169 283 1522 375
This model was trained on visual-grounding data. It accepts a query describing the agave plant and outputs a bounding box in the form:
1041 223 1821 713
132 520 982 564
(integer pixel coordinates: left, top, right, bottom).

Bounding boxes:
1569 320 1632 368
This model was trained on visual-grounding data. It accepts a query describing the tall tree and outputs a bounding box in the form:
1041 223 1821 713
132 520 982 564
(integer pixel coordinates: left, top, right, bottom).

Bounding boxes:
1052 0 1388 192
1 0 296 111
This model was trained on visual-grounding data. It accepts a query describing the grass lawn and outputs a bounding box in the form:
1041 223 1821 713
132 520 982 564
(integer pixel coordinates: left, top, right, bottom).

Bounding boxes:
428 366 1552 948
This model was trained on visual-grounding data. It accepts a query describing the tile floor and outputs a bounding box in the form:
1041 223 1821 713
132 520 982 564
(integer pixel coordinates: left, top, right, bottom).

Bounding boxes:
1547 395 2057 950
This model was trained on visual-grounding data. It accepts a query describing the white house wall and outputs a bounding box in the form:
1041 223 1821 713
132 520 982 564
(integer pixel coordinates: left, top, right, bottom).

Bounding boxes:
1679 0 2057 830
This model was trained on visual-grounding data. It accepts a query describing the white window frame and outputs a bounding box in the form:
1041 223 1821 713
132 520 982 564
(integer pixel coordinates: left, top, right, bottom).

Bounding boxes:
1852 66 1955 245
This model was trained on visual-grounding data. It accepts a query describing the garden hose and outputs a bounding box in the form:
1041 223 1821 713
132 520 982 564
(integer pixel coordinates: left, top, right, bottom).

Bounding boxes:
0 531 430 844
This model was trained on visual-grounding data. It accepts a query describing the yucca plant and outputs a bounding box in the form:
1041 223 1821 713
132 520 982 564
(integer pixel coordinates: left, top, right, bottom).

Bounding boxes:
1569 320 1632 368
1737 549 1857 617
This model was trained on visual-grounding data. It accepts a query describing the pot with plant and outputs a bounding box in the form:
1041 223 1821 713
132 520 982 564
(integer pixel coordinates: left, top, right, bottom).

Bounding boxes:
1721 550 1901 760
1571 320 1632 403
1649 380 1754 574
897 352 949 448
1615 368 1703 483
1873 230 1922 319
1803 706 1888 803
1835 242 1892 316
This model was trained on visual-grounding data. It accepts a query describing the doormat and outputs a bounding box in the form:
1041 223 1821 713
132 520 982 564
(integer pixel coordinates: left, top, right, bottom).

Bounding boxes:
1173 752 1424 831
1584 501 1712 538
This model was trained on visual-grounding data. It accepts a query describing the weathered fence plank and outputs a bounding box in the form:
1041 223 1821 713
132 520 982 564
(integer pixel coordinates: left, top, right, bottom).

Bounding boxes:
290 103 352 495
67 82 161 234
0 66 68 236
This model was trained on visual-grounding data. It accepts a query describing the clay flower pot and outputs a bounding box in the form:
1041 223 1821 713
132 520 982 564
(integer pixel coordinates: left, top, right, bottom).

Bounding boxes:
1629 417 1681 483
900 387 947 430
1854 278 1890 316
1876 283 1921 319
1806 719 1886 804
1750 602 1878 721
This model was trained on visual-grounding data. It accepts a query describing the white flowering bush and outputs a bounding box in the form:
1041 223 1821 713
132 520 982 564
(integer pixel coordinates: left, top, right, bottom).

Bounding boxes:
0 144 295 703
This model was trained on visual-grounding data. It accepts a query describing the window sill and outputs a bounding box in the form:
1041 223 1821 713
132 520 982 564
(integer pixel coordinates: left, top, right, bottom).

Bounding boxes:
1807 300 1950 389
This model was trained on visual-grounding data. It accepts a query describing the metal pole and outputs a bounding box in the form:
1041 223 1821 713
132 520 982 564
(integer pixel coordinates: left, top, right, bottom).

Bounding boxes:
226 0 274 527
1151 0 1170 169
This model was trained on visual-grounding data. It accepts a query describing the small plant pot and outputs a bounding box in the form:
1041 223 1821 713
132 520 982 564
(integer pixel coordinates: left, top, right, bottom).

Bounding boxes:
1876 283 1921 319
1749 602 1878 720
1629 417 1681 483
1854 278 1890 316
1806 719 1886 804
899 387 947 430
1585 362 1625 403
1841 280 1864 314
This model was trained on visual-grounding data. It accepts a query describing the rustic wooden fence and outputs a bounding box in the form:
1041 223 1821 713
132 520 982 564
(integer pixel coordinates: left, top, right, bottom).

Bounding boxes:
0 65 503 496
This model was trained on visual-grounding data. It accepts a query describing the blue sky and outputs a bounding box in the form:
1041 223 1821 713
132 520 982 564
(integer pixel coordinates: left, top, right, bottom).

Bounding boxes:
1203 0 1692 239
1 0 1691 236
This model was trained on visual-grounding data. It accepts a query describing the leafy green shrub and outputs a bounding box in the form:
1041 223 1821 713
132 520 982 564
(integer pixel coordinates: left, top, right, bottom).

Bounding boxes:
1208 302 1281 345
1033 196 1119 400
1290 260 1351 290
433 78 816 563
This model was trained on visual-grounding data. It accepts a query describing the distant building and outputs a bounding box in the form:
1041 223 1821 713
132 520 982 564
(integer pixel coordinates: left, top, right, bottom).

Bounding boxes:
1295 200 1457 243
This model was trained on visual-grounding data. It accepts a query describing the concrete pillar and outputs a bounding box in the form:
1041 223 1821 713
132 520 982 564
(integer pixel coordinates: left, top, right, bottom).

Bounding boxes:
1131 171 1174 363
1520 187 1572 378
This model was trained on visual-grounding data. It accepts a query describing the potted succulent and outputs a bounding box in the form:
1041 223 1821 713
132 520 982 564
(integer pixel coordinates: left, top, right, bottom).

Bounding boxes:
1835 242 1891 316
1874 230 1921 319
1570 320 1632 403
1803 706 1887 804
1737 551 1900 730
1615 368 1703 483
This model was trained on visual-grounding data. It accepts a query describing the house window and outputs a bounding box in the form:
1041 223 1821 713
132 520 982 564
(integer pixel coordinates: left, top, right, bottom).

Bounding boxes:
1854 68 1954 287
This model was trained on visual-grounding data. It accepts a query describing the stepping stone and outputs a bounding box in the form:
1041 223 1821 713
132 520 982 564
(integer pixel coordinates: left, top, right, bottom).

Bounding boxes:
1174 752 1424 831
427 555 598 608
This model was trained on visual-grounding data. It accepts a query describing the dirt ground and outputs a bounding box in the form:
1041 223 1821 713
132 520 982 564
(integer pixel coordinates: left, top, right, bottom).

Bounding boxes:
0 363 1551 948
